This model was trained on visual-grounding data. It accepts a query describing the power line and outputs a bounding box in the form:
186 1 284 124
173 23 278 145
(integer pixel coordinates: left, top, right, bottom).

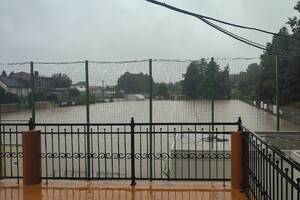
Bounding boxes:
145 0 300 54
199 16 267 50
145 0 300 41
145 0 266 50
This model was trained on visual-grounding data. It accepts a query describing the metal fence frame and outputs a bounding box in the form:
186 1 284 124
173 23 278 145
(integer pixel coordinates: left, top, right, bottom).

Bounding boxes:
0 57 283 131
1 119 300 199
242 126 300 200
0 120 239 184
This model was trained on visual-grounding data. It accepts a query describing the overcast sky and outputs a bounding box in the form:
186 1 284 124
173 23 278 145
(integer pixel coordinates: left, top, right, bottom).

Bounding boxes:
0 0 298 62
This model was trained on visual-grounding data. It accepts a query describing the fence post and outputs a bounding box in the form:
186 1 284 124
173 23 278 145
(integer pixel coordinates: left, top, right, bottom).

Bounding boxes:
22 118 41 185
130 117 136 186
85 60 91 179
276 56 280 131
30 61 36 127
239 117 249 191
149 58 153 181
231 117 248 192
238 117 242 132
29 118 34 131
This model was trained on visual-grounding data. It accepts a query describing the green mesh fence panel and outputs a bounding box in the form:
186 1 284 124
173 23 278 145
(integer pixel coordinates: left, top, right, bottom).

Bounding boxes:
1 58 300 131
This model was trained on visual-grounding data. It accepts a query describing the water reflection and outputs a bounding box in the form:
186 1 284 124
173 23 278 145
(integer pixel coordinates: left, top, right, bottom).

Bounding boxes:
0 181 247 200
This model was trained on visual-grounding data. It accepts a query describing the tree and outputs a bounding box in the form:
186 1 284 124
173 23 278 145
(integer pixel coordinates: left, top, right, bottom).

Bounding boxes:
157 83 169 98
258 28 290 103
9 71 15 77
69 88 80 97
52 73 72 88
257 1 300 105
232 63 263 101
181 59 230 100
166 82 182 95
1 70 7 77
217 65 231 99
181 61 202 98
117 72 153 94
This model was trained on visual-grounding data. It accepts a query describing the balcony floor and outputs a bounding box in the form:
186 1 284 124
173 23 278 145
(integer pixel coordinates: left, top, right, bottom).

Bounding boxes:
0 180 247 200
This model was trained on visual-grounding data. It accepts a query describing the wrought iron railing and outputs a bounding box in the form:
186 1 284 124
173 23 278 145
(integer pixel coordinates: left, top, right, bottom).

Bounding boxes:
242 126 300 200
2 119 300 200
0 119 238 184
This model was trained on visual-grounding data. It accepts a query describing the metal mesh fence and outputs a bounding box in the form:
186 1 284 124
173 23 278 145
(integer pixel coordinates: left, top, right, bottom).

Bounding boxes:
0 58 300 131
33 62 85 123
88 60 149 123
0 62 30 122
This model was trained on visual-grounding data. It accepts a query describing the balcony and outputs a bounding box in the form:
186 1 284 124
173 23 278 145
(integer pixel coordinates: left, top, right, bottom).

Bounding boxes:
0 119 299 200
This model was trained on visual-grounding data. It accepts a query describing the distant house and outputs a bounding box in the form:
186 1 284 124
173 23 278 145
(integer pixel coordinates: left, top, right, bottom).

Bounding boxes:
104 91 116 98
90 86 103 97
47 88 69 102
72 81 86 92
0 76 31 97
11 71 54 91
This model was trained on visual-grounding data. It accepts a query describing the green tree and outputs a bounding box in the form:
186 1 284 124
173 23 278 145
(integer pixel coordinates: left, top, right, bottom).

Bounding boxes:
182 61 202 98
1 70 7 77
69 88 80 97
217 65 231 99
117 72 153 94
166 82 182 95
9 71 15 77
233 63 263 101
181 59 231 100
52 73 72 88
156 83 169 98
257 1 300 105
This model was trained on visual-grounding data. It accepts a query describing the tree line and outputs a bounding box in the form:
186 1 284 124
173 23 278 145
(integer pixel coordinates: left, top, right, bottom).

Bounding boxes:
116 72 179 98
233 1 300 107
116 59 231 100
181 59 230 100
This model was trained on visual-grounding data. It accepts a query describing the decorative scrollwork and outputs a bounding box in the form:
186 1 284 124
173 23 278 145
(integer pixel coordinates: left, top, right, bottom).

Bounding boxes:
38 152 231 160
132 152 231 160
0 152 23 158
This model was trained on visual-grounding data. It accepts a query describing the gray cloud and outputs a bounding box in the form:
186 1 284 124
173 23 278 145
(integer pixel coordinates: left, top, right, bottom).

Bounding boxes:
0 0 297 62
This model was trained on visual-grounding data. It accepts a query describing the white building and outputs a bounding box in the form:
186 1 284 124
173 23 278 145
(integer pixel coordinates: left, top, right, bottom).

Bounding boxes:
71 81 86 92
126 94 146 101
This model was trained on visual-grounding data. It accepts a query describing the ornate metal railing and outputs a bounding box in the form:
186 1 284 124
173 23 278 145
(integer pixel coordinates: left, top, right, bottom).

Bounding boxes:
0 119 238 184
242 127 300 200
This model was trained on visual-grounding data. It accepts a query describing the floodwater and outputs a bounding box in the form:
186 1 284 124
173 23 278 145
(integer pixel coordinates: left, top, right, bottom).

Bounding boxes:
1 99 300 180
1 100 300 132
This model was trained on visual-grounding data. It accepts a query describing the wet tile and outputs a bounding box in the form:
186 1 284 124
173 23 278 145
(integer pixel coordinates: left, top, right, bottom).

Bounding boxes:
0 180 247 200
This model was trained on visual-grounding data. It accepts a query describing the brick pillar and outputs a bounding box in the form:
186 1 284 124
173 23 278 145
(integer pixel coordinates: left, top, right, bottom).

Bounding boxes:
22 129 41 185
23 185 42 200
231 130 247 191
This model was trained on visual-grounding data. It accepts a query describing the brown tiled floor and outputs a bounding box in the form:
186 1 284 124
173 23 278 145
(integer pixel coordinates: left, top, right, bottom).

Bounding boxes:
0 180 247 200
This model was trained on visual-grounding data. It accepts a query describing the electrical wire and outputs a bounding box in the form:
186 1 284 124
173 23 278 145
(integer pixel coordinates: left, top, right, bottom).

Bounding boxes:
0 58 260 66
145 0 300 54
145 0 300 41
199 16 267 50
